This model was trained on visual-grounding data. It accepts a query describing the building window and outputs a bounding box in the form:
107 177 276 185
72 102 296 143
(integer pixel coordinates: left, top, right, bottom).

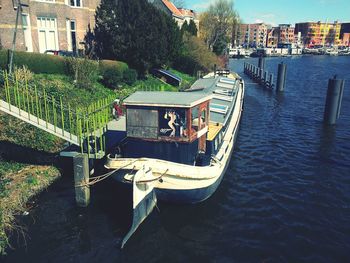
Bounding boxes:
22 14 33 52
70 0 82 7
37 17 58 53
66 19 77 53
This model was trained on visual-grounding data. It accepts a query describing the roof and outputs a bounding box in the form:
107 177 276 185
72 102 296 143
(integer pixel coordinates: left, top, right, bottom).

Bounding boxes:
123 91 212 108
178 8 196 18
161 0 183 18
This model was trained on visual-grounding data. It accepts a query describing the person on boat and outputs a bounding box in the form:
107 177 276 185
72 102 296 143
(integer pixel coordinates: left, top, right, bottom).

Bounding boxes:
113 99 122 120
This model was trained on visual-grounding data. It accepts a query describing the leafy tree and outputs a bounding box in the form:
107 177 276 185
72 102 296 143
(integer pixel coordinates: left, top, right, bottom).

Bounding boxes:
188 20 198 36
93 0 182 74
181 20 198 36
181 21 189 35
174 32 220 75
199 0 239 51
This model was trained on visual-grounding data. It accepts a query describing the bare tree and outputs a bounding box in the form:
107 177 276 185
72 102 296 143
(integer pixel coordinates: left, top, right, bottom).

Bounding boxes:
199 0 239 50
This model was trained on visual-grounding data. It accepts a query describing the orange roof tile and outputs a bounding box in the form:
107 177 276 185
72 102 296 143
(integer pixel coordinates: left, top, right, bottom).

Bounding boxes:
178 8 196 18
162 0 183 18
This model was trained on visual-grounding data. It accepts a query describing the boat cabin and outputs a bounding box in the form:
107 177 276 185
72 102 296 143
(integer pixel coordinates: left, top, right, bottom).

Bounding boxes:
121 91 212 165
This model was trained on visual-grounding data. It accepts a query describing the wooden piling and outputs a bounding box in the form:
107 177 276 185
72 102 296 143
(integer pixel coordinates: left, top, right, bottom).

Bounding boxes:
324 76 345 125
276 63 287 92
73 153 90 207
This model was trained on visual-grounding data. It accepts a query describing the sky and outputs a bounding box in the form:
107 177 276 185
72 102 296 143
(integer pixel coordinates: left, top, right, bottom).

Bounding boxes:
183 0 350 25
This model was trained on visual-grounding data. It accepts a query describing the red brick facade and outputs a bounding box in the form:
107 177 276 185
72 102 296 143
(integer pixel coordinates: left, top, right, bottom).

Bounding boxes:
0 0 100 53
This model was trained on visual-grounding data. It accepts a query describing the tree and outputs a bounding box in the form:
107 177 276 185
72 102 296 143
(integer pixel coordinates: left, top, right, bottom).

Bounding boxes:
199 0 239 51
181 20 198 36
188 20 198 36
93 0 182 74
174 32 220 75
181 21 189 35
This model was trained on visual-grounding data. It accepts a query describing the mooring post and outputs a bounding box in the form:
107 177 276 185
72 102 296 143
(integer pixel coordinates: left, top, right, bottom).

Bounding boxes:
259 68 263 84
276 62 287 92
323 75 345 125
264 71 268 86
73 153 91 207
258 56 265 70
269 73 274 88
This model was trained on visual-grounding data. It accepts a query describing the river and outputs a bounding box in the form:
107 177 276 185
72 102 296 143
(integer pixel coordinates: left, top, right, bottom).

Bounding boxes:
3 55 350 263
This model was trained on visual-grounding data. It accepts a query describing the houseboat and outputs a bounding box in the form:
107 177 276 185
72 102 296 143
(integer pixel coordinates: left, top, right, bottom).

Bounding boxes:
105 71 245 204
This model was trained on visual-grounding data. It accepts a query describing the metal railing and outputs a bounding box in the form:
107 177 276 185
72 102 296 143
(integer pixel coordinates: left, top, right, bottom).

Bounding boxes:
0 70 116 159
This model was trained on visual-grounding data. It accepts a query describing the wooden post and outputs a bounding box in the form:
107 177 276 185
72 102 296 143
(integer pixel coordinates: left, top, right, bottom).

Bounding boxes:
276 62 287 92
324 76 345 125
73 153 90 207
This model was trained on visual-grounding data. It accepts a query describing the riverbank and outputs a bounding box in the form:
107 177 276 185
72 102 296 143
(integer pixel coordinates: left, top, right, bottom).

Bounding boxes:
0 163 60 255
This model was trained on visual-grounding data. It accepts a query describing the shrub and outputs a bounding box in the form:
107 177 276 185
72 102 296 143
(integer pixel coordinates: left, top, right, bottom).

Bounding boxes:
99 60 128 75
65 58 99 91
101 68 123 89
123 68 137 85
174 33 220 75
13 65 34 82
99 60 129 89
0 50 66 74
174 54 201 76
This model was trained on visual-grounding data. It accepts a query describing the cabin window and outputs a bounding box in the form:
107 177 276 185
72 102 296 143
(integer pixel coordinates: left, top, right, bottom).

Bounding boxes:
158 108 187 138
200 109 206 129
127 109 158 139
191 106 199 132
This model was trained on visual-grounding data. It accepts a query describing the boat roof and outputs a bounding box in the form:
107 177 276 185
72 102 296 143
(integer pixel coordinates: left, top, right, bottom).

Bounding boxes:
187 74 239 125
123 91 212 108
124 73 240 125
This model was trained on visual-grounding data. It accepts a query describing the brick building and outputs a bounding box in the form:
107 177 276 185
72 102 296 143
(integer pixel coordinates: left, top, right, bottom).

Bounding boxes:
0 0 100 53
340 22 350 46
152 0 199 30
238 23 267 48
266 24 295 47
295 21 341 47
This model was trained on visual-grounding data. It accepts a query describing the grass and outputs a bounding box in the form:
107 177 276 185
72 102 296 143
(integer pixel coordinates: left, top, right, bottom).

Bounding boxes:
168 68 196 90
0 163 60 255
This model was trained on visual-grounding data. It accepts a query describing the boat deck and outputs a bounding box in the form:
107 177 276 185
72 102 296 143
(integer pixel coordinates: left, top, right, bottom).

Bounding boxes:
207 122 223 141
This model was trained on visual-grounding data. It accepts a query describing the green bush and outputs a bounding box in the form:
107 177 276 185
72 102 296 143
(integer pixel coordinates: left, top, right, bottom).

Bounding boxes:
0 50 66 74
123 68 137 85
65 58 99 91
99 59 128 75
101 68 123 89
99 60 129 89
174 54 201 76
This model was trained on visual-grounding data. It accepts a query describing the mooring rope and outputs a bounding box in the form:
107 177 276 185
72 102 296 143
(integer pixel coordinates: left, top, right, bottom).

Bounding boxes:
75 159 139 187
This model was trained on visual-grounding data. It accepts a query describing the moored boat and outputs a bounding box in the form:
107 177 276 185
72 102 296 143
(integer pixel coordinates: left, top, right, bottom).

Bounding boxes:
105 70 245 204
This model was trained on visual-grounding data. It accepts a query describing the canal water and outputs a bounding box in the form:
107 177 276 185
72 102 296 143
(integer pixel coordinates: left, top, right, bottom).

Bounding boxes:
3 56 350 263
